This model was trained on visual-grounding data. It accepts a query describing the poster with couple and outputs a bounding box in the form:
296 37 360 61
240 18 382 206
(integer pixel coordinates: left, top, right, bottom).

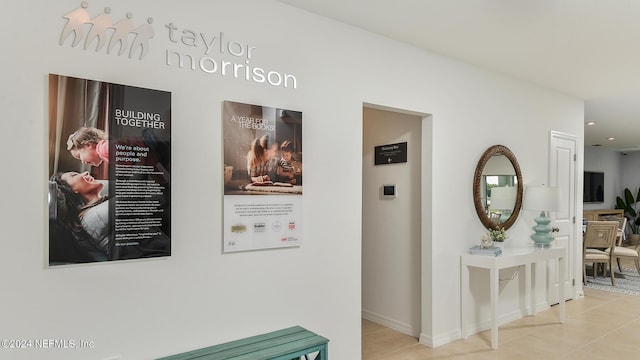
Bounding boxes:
223 100 303 252
48 74 171 265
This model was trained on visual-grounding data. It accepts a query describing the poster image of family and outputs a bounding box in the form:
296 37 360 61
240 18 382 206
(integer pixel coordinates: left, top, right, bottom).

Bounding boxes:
223 101 302 195
48 74 171 265
222 100 303 252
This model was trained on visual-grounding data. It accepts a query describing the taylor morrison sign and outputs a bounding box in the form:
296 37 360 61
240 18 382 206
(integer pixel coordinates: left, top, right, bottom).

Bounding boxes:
59 1 298 89
60 1 153 59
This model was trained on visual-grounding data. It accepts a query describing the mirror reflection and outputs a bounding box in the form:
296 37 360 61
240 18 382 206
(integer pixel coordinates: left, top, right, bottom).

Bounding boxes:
487 182 517 223
473 145 523 231
482 155 518 223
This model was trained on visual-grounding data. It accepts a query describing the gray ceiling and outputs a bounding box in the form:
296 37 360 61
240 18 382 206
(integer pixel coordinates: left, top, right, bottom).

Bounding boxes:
278 0 640 151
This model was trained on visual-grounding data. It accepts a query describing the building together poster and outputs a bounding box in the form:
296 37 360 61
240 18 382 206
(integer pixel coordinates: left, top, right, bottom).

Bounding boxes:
223 101 302 252
48 74 171 265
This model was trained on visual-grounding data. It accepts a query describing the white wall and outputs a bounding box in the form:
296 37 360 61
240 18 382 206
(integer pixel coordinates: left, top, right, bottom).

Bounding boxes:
584 148 640 210
1 0 584 358
621 151 640 195
584 146 622 209
362 107 423 337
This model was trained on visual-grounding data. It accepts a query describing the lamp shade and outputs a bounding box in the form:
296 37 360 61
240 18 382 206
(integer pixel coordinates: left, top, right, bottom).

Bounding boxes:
490 186 517 210
524 186 561 212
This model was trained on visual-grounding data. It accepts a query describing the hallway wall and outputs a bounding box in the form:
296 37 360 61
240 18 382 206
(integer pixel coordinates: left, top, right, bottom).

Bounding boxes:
1 0 584 358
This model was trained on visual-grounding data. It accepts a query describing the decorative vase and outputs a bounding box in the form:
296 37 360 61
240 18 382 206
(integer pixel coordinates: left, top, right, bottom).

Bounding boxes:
629 233 640 247
493 241 504 250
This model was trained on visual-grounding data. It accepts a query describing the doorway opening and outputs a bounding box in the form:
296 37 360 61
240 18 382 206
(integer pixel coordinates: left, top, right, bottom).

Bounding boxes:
361 103 432 342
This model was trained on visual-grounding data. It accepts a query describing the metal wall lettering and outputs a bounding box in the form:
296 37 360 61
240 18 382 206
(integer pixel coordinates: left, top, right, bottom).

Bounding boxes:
60 1 154 60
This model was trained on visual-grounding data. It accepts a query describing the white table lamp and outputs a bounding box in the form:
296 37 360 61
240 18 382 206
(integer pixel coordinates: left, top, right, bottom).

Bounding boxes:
524 186 561 247
490 186 517 222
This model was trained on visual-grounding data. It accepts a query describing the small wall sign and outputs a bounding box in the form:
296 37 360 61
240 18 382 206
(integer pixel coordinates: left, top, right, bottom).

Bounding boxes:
374 142 407 165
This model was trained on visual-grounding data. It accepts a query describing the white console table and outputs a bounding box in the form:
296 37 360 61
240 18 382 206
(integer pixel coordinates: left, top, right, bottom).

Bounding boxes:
460 246 566 349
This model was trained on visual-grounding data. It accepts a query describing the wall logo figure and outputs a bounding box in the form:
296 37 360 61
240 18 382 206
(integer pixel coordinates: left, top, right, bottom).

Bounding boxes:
60 1 154 60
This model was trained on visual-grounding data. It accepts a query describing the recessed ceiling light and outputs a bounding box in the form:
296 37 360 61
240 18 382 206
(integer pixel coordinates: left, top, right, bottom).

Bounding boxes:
608 137 615 141
585 122 596 126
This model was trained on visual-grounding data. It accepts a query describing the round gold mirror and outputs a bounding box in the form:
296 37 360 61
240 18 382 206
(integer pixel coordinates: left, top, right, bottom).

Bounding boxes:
473 145 523 230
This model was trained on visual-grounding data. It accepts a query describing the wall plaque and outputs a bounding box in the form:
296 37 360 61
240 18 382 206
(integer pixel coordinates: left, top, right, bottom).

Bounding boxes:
374 142 407 165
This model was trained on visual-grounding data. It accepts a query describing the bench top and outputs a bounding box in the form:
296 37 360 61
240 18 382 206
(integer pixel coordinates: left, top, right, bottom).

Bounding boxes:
157 326 328 360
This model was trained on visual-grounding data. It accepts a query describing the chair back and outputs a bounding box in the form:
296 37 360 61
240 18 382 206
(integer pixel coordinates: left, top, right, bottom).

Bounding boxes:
616 217 627 246
584 221 618 250
603 216 628 246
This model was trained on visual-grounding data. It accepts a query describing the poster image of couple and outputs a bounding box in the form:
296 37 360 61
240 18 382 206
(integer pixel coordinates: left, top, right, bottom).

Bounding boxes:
48 74 171 265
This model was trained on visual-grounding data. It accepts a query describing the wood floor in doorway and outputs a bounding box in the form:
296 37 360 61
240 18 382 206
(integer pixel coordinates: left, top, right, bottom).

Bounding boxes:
362 287 640 359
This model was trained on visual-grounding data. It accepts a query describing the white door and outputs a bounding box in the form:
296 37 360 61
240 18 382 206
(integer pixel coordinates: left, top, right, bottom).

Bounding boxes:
548 131 577 303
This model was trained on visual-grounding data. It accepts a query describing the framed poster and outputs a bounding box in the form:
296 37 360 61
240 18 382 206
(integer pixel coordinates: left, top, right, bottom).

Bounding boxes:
223 101 302 252
48 74 171 265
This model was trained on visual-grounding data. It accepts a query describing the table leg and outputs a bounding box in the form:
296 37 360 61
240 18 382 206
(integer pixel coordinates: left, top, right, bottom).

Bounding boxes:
461 263 469 339
490 267 498 349
524 263 532 316
531 262 538 316
558 255 566 323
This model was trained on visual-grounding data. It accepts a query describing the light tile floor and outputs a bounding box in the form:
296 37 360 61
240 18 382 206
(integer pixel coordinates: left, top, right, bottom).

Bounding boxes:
363 287 640 359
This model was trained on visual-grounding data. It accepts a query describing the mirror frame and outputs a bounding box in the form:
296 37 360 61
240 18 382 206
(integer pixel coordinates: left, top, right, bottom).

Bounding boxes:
473 145 523 231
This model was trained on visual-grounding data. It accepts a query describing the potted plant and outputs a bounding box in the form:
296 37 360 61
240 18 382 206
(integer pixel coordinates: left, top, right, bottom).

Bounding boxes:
615 187 640 242
481 227 507 248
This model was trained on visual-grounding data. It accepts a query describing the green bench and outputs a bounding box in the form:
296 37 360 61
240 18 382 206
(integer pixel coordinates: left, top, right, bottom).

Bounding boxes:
157 326 329 360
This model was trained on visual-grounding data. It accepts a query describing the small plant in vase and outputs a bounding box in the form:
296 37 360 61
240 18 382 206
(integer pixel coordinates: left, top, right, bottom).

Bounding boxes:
481 227 507 248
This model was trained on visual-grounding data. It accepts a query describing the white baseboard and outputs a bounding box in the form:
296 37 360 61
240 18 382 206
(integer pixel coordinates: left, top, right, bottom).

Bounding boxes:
461 302 549 337
365 301 553 349
361 309 419 337
420 308 532 348
420 328 460 348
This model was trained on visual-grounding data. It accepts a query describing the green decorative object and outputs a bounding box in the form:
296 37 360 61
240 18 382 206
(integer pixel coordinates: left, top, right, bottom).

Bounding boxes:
530 211 554 246
157 326 329 360
524 186 561 247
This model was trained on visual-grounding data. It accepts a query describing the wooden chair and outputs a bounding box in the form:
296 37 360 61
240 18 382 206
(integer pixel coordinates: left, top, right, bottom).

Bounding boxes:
598 217 637 273
605 218 640 275
616 217 627 246
602 216 627 246
583 221 618 286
